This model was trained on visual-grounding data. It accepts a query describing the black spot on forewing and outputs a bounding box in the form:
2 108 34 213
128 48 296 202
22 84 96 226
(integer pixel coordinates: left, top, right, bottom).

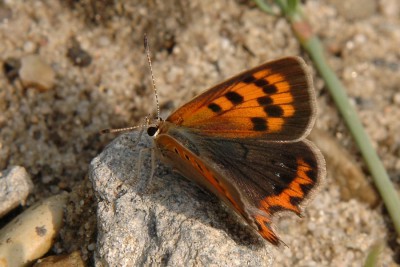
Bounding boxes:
225 91 244 105
264 105 283 117
208 103 222 113
263 84 278 94
257 96 273 106
242 75 256 84
242 75 278 95
251 117 268 131
254 79 268 87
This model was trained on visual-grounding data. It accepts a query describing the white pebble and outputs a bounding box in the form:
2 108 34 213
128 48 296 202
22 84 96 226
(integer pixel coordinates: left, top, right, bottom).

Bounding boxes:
23 41 36 53
0 193 68 266
19 54 55 91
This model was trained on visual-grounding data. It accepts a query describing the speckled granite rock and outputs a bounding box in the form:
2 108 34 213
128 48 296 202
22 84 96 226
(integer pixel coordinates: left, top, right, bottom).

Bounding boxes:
89 132 274 266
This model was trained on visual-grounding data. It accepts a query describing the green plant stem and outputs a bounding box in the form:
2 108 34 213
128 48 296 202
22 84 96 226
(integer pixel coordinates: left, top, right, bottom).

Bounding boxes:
252 0 278 15
364 243 383 267
254 0 400 236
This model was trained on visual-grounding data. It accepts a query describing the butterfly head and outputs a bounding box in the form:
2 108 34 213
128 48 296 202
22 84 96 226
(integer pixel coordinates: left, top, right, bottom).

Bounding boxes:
146 117 163 137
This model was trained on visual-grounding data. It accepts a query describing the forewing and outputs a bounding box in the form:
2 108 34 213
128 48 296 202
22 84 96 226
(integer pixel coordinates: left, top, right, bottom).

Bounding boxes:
166 57 315 141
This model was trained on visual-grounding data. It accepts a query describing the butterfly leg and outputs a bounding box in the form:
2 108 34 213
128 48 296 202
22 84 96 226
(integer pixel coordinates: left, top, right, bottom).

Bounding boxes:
130 116 159 193
131 123 145 149
134 145 159 195
150 147 156 186
131 115 151 149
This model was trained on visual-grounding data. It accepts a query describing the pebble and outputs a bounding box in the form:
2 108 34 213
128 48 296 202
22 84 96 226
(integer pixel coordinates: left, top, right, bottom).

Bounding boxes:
19 54 55 91
0 166 34 218
3 57 21 83
33 251 85 267
23 41 37 53
0 193 68 266
67 38 92 67
87 243 96 251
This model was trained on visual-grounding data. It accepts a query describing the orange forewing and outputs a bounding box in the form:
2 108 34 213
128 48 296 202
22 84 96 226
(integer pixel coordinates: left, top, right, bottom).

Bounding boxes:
166 57 315 141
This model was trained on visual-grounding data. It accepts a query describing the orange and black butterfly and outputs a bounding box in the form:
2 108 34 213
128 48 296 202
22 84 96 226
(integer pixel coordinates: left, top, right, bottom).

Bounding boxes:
101 53 325 245
137 56 326 246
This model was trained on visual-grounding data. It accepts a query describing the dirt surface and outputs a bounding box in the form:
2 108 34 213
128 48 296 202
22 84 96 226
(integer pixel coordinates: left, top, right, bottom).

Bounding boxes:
1 0 399 266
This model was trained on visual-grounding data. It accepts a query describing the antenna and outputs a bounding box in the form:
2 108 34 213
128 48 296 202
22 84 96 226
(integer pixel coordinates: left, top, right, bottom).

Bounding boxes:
144 33 160 121
100 125 143 134
100 116 151 135
100 36 160 136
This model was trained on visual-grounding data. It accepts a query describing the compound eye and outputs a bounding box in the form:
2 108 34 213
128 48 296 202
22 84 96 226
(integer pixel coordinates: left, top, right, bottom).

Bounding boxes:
147 126 158 136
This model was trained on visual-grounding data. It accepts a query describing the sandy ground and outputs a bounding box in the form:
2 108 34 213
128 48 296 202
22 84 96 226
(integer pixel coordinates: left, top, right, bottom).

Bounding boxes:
0 0 399 266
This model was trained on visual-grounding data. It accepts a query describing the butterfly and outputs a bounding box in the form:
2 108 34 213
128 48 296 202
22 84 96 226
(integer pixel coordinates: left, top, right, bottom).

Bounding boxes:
126 56 325 246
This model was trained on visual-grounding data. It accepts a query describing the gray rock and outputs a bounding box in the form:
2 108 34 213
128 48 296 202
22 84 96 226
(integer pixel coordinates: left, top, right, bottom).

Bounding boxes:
0 166 34 218
89 132 273 266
